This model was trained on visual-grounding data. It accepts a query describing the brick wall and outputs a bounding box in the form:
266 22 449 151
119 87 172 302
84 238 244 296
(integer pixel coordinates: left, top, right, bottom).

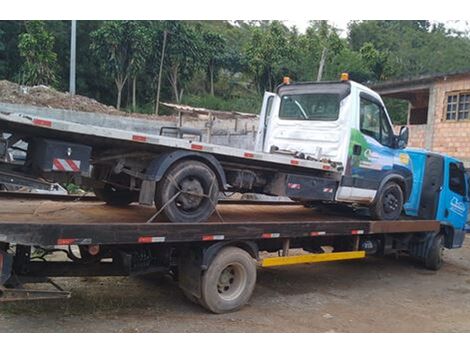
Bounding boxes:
407 124 427 149
430 78 470 162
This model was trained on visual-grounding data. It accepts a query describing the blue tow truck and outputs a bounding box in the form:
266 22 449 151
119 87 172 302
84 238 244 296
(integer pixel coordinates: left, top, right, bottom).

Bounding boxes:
0 76 468 312
401 149 469 269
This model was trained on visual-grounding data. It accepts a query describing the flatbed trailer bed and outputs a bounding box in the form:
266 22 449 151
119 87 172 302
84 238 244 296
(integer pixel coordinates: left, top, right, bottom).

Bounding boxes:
0 198 445 313
0 111 345 224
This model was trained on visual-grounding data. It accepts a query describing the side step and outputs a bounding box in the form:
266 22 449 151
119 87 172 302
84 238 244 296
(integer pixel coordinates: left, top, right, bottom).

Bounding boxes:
260 251 366 267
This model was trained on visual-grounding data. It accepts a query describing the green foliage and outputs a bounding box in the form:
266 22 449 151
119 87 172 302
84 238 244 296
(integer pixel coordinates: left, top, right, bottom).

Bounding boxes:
90 21 152 109
1 19 470 127
245 21 294 93
18 21 58 86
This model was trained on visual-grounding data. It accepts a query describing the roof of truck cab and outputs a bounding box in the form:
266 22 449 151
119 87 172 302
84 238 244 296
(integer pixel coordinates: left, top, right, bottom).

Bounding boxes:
405 147 463 163
275 80 381 102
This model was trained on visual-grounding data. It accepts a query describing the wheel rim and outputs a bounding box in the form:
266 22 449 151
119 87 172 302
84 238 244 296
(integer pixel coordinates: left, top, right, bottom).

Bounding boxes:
175 176 205 211
216 263 247 301
383 190 399 214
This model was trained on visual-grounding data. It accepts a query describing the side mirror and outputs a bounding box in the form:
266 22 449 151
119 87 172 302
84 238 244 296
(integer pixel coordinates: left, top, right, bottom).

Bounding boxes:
397 126 409 149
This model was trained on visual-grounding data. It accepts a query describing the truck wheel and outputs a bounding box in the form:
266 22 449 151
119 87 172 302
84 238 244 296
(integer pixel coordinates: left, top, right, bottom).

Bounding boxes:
155 160 219 223
200 247 256 314
369 182 403 220
92 166 137 206
424 234 444 271
94 184 137 206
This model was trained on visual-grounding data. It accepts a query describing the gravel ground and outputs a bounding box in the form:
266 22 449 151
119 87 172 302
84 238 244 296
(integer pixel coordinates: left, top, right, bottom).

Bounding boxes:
1 235 470 333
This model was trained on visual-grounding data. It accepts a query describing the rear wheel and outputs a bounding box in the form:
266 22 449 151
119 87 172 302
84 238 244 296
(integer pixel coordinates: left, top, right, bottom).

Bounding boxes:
94 184 137 206
92 166 137 206
199 247 256 314
155 160 219 223
369 182 403 220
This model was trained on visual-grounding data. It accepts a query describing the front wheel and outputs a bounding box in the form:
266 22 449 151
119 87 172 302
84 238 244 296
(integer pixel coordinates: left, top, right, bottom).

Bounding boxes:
369 182 404 220
155 160 219 223
424 234 444 271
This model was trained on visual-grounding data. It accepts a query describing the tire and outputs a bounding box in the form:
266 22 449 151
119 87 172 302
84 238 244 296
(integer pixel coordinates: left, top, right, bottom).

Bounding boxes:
369 182 404 220
155 160 219 223
92 166 137 206
424 234 444 271
94 184 137 206
199 247 257 314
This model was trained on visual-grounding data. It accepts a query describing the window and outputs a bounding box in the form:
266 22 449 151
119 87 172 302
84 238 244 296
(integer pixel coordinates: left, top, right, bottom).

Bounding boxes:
446 93 470 120
360 98 394 147
279 94 339 121
449 162 466 196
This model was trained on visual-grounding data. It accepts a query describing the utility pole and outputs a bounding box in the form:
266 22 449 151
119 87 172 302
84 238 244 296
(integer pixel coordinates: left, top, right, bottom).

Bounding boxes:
69 20 77 96
155 30 168 116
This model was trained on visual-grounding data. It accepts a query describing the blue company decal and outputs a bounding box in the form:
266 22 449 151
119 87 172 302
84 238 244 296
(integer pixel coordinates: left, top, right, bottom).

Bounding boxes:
450 197 466 216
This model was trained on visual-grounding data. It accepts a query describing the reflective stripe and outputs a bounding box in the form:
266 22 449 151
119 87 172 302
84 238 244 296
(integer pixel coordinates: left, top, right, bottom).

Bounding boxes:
132 135 147 142
261 233 280 239
202 235 224 241
52 158 81 172
191 144 203 150
138 236 166 243
33 118 52 127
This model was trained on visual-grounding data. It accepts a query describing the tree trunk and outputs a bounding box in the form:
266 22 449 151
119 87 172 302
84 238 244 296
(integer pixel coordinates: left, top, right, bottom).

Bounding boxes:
268 69 273 91
115 76 127 110
132 76 137 112
209 63 214 96
317 47 328 82
169 64 180 103
155 30 168 115
116 85 123 110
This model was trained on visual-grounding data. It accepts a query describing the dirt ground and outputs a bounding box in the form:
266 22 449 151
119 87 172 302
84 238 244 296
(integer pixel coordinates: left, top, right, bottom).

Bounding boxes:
0 80 175 121
0 199 470 332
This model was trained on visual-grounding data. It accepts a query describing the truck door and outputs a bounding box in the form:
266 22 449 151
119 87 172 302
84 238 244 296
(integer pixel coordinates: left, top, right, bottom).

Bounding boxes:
438 160 468 230
254 92 276 152
346 94 395 201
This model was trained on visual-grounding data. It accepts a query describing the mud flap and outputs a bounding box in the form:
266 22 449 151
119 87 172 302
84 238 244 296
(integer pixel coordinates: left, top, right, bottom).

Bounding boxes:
178 247 204 299
445 229 465 249
0 249 13 286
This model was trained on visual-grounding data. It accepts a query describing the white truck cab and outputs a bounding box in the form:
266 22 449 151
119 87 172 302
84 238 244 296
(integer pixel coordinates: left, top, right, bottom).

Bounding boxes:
256 76 411 220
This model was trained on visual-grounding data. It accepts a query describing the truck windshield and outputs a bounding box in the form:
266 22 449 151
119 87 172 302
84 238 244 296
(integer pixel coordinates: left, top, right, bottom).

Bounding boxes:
279 94 339 121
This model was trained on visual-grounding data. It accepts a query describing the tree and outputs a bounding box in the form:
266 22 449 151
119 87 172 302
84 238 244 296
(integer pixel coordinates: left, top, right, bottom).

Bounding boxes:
359 42 393 81
245 21 293 93
201 30 226 96
18 21 58 86
164 22 203 103
90 21 150 110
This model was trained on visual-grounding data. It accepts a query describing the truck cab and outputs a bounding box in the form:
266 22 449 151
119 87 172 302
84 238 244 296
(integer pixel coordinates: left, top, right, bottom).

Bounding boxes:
404 150 469 248
255 76 411 220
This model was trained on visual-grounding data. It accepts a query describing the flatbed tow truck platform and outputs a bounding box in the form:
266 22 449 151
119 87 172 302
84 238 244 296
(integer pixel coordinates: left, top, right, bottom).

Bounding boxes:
0 195 443 313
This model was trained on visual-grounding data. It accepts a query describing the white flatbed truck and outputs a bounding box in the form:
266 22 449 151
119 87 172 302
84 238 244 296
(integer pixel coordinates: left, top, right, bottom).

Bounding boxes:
0 76 411 223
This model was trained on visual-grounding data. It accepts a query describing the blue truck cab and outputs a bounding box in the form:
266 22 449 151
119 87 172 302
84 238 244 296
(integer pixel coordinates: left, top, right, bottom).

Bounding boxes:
404 149 468 250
